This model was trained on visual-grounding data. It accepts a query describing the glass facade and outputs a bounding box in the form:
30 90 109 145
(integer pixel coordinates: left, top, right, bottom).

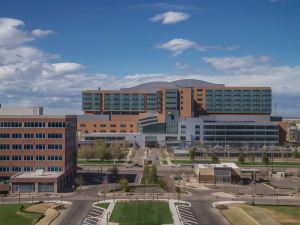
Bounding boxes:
82 92 101 111
103 93 145 112
146 93 157 111
203 124 279 147
165 89 178 110
205 89 272 114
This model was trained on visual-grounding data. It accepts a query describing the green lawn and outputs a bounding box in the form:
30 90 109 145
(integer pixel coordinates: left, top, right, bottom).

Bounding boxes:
0 204 42 225
77 159 125 165
97 203 110 209
171 160 194 164
222 204 300 225
109 202 173 225
236 161 300 167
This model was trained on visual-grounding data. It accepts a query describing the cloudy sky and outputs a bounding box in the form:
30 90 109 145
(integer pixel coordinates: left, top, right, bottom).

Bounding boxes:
0 0 299 116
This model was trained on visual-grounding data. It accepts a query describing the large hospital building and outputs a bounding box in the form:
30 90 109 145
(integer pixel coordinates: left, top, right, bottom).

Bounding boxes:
78 79 280 148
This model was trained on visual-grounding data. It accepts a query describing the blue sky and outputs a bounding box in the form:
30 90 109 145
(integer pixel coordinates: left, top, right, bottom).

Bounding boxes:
0 0 299 116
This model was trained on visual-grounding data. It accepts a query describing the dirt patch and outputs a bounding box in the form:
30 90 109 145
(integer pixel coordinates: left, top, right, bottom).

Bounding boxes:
25 203 54 214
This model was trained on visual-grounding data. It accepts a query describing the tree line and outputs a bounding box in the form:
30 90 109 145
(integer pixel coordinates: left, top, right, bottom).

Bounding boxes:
78 140 129 161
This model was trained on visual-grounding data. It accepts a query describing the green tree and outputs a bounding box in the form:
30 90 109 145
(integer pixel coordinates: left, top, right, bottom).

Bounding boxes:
211 153 220 163
141 165 150 184
119 178 129 192
292 149 299 159
78 145 95 161
238 151 245 164
188 147 196 161
111 144 125 160
262 153 270 165
74 175 85 190
109 166 119 182
149 165 158 184
95 140 112 161
158 178 167 190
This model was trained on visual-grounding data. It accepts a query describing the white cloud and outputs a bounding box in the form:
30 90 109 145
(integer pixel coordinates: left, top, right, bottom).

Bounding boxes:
150 11 190 24
32 29 54 38
0 17 299 116
203 55 272 70
155 38 205 56
155 38 238 56
175 62 189 69
0 18 53 47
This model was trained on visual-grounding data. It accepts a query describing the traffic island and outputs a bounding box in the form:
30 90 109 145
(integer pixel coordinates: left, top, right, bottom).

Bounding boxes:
96 199 189 225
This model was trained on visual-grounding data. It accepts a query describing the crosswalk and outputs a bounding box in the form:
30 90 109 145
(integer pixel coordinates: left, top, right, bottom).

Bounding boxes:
177 204 198 225
82 207 104 225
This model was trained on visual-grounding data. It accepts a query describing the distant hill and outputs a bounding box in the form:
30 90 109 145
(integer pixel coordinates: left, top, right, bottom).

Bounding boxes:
122 79 224 92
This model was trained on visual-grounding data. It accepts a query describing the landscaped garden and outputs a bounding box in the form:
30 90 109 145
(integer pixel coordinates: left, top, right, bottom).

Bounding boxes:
0 204 42 225
109 202 172 225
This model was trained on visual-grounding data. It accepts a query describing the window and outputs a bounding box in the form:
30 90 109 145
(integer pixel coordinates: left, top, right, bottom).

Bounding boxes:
36 155 46 161
12 133 22 138
0 133 10 138
36 133 45 139
24 122 45 127
48 166 62 172
110 130 116 133
12 144 22 150
80 124 86 128
0 122 22 127
48 155 62 161
12 155 22 161
24 155 34 161
100 124 106 127
120 124 126 128
130 124 133 128
24 133 34 139
110 124 116 128
0 166 9 172
0 155 9 161
24 144 34 150
0 144 10 150
36 144 46 150
48 144 62 150
24 166 33 172
48 133 63 139
48 122 65 128
12 167 22 172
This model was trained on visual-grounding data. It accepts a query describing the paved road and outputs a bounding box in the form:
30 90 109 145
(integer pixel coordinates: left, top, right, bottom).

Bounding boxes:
189 199 230 225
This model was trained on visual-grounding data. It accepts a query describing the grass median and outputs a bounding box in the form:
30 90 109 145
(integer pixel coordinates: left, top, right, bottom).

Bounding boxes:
109 201 172 225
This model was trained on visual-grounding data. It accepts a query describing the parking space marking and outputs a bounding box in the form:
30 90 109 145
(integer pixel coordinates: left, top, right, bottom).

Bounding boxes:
178 205 198 225
81 206 105 225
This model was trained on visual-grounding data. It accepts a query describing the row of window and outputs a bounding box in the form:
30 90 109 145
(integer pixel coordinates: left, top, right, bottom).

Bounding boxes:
80 123 133 128
0 144 63 150
0 122 66 128
0 155 63 161
0 166 62 172
0 133 63 139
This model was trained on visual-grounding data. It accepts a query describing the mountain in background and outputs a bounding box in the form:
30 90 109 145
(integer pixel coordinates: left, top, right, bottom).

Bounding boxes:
122 79 224 92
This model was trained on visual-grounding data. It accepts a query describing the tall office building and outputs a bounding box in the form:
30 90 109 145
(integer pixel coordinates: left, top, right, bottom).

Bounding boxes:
0 107 77 193
79 79 278 148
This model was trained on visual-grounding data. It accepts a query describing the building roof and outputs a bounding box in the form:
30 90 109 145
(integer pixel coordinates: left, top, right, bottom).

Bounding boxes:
195 162 239 169
11 171 63 179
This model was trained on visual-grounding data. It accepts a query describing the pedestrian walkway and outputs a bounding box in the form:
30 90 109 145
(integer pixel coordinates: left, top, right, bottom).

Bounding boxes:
177 204 198 225
82 206 104 225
